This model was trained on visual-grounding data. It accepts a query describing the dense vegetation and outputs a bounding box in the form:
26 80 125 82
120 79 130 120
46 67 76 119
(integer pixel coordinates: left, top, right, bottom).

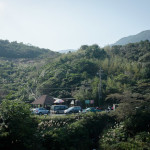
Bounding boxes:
0 40 60 102
20 41 149 106
0 40 150 149
0 100 149 150
0 40 150 104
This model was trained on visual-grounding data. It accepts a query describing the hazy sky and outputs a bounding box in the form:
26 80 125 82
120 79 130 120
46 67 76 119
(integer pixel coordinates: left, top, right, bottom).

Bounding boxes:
0 0 150 51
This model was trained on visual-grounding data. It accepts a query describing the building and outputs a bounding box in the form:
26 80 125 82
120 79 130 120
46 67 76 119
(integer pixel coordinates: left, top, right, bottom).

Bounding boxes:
31 95 54 109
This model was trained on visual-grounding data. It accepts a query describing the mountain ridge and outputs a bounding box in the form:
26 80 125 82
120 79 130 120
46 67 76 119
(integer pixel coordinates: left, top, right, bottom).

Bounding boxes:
0 40 59 59
113 30 150 45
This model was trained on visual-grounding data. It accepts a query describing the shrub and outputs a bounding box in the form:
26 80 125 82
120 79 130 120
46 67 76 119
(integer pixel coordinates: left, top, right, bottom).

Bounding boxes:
41 112 115 150
124 105 150 135
0 100 38 150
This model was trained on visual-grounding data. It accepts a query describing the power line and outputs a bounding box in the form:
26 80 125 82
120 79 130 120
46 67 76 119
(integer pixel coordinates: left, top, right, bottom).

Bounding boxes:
0 87 82 90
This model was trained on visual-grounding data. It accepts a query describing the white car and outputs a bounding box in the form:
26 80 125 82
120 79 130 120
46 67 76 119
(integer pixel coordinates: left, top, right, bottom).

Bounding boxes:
32 107 50 115
64 106 82 114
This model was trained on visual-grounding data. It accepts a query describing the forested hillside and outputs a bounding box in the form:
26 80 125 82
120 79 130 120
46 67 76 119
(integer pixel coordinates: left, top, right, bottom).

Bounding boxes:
0 40 60 102
0 40 59 58
38 41 149 103
1 40 149 108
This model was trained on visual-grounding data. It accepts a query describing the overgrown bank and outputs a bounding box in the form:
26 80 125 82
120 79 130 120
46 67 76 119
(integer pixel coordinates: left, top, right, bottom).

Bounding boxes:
0 100 150 150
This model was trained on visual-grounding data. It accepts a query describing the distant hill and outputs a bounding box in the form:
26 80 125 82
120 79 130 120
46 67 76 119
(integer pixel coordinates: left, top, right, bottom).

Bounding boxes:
57 49 77 54
113 30 150 45
0 40 59 59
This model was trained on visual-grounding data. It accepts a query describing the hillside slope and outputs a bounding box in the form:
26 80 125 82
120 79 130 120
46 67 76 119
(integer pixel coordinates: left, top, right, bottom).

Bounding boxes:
30 42 150 104
0 40 59 59
0 41 149 107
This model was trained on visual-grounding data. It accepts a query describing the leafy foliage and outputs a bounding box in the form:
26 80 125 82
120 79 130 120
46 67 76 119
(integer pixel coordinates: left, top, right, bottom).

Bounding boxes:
0 41 150 107
99 103 150 150
38 112 115 150
0 100 38 150
0 40 150 149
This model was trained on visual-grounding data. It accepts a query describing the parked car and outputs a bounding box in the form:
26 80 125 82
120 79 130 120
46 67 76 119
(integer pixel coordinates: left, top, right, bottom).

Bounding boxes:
64 106 82 114
82 107 102 113
32 107 50 115
50 105 68 114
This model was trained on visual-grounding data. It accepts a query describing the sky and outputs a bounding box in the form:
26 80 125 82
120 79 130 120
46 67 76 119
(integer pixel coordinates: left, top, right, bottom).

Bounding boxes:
0 0 150 51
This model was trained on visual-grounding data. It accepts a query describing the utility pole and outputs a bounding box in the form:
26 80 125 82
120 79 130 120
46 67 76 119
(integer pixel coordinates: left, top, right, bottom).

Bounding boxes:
98 67 103 106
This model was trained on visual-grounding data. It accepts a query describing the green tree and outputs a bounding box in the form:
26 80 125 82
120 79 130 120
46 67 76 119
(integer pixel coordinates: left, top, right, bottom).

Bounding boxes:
0 100 38 150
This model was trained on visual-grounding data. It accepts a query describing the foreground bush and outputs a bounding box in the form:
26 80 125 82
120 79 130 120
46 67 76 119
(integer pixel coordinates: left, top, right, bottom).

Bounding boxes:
41 112 115 150
0 102 116 150
99 102 150 150
0 100 39 150
99 122 150 150
124 104 150 136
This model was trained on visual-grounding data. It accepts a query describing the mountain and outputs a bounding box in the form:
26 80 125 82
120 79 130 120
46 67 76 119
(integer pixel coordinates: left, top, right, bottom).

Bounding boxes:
113 30 150 45
57 49 77 53
0 40 60 59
